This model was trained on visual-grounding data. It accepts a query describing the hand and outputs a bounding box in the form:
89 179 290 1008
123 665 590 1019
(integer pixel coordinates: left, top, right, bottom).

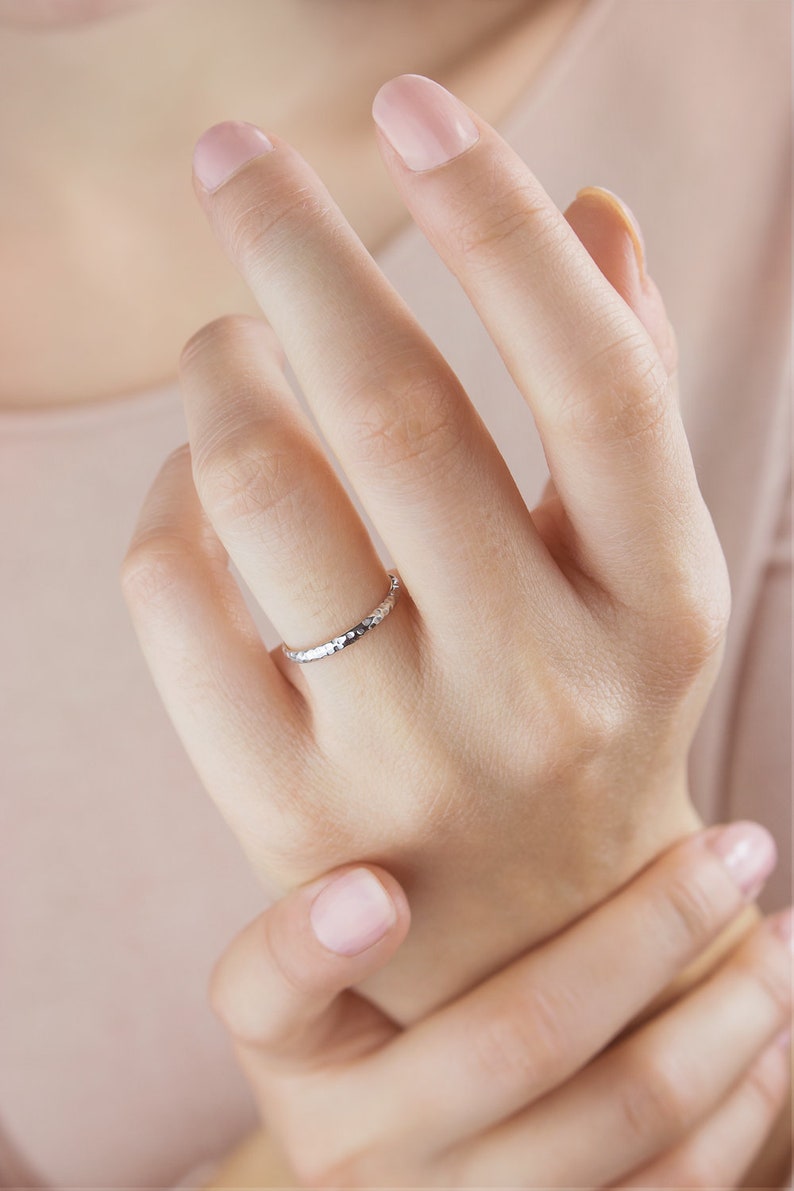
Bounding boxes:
121 74 732 1020
205 824 792 1189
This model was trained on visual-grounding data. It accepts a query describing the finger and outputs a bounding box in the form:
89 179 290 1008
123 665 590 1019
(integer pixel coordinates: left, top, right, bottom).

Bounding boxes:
179 312 412 685
614 1034 791 1189
565 186 679 380
119 442 308 846
210 864 409 1075
536 186 680 517
351 821 777 1157
190 120 564 639
454 906 793 1187
372 74 718 602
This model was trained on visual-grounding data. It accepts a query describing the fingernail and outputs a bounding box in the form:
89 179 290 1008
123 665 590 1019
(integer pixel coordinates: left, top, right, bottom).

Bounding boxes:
576 185 647 280
193 120 274 193
771 907 794 953
310 868 397 957
706 821 778 899
373 74 480 172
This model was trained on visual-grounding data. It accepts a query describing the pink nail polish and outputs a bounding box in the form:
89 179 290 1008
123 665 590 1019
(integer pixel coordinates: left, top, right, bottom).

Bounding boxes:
372 74 480 172
310 869 396 957
193 120 274 193
707 821 778 898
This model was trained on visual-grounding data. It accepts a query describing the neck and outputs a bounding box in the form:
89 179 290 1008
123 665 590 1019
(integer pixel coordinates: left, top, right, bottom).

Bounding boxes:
0 0 585 408
0 0 534 197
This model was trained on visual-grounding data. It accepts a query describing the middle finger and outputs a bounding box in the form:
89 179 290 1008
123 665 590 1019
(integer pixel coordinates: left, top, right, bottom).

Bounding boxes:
189 118 563 640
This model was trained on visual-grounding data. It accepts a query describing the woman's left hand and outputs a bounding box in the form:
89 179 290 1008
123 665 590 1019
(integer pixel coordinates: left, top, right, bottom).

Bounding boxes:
204 827 792 1189
121 75 733 1022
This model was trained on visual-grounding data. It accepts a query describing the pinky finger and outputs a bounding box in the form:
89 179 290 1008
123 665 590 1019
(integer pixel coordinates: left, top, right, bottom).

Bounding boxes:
120 443 307 841
614 1034 792 1190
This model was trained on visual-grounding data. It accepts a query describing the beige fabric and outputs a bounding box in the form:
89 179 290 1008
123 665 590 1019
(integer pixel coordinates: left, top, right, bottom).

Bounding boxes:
0 0 790 1185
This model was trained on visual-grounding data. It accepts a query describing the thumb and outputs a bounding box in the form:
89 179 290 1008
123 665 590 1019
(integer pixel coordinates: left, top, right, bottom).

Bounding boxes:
209 864 410 1074
564 185 678 379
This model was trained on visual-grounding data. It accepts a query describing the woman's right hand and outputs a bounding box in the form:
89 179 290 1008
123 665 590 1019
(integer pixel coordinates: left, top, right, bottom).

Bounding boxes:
207 821 792 1189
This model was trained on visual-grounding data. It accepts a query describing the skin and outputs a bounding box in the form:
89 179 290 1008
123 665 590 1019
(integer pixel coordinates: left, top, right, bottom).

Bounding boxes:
121 76 791 1182
0 0 788 1182
0 0 582 406
0 0 160 26
204 827 792 1187
123 79 734 1016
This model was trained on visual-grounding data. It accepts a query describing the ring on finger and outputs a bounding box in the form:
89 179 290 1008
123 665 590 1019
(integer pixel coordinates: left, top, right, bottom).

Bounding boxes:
281 572 402 663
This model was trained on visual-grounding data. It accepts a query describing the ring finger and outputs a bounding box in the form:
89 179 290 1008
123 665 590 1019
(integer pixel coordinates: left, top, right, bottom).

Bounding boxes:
179 312 413 682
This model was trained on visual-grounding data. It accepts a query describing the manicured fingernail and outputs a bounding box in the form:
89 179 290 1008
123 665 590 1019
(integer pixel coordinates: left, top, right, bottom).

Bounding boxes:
193 120 274 193
373 74 480 172
706 821 778 899
310 868 397 957
576 185 647 280
771 907 794 953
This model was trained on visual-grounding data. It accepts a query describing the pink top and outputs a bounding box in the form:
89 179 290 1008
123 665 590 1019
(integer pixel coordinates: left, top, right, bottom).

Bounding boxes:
0 0 790 1185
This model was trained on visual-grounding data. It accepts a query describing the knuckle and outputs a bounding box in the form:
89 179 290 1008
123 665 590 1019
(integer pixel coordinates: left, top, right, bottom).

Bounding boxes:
744 1044 791 1117
523 674 631 782
206 951 291 1053
207 921 315 1051
231 185 334 268
120 445 198 601
470 981 577 1095
453 179 561 264
554 333 672 450
627 545 732 691
664 578 732 675
564 684 628 757
459 199 552 259
179 313 258 368
744 937 793 1021
670 619 729 683
195 431 303 539
656 864 724 954
344 369 466 479
119 532 197 607
618 1048 698 1140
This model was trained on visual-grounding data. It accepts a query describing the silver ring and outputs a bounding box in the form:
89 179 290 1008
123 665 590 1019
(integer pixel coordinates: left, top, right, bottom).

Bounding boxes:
281 572 402 663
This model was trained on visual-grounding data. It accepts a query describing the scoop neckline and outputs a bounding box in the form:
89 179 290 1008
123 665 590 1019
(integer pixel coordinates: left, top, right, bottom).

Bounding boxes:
0 0 616 435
